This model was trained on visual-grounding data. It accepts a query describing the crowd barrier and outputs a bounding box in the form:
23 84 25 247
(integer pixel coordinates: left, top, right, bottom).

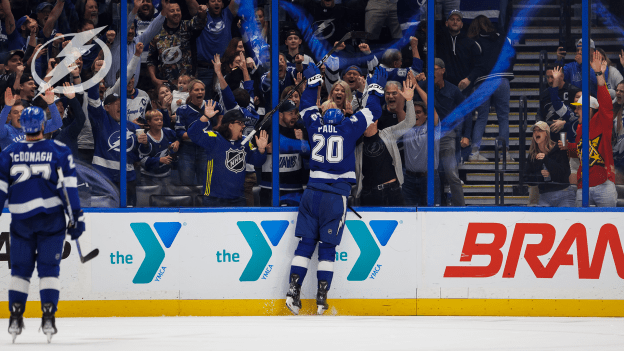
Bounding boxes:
1 208 623 318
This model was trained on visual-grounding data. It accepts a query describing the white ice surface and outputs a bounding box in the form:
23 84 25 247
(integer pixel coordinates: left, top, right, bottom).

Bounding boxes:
3 316 624 350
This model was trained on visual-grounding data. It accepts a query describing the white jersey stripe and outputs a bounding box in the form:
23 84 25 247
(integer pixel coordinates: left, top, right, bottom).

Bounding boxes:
310 170 356 180
93 156 134 171
9 197 63 214
0 179 7 193
360 108 375 127
57 176 77 189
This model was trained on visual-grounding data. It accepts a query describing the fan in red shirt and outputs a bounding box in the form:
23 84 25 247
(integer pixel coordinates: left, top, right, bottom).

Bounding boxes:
559 51 617 207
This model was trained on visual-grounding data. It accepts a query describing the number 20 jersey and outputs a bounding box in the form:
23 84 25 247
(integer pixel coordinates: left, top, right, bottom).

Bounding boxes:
0 139 81 221
300 88 383 186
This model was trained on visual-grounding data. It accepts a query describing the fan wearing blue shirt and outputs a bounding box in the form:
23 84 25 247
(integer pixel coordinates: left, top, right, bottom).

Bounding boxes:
196 0 240 101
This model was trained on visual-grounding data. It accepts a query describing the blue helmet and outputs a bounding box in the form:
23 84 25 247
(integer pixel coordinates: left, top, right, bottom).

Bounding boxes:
322 108 344 126
21 106 46 133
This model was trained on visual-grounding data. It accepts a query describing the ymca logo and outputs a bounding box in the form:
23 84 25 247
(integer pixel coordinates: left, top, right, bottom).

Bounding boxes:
131 222 182 284
345 220 398 281
237 221 289 281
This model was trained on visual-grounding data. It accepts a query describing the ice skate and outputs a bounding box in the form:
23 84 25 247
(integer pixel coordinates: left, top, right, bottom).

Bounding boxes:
40 303 57 343
316 280 329 315
285 273 302 315
8 302 24 343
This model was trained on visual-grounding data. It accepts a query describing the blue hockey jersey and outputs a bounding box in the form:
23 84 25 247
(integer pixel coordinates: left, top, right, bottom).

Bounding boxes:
175 100 224 140
138 127 178 177
0 139 81 220
300 81 383 196
0 103 63 150
87 85 141 183
188 120 267 200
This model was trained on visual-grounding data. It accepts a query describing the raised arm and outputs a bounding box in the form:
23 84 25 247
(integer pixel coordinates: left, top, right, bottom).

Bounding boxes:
43 0 65 38
137 0 167 45
1 0 15 35
229 0 240 16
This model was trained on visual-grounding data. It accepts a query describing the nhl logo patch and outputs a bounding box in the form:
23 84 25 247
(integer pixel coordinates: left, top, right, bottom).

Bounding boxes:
225 148 246 173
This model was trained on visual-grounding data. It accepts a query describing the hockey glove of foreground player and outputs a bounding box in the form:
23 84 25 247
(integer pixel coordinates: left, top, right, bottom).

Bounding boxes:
367 66 388 97
67 210 85 240
303 64 322 88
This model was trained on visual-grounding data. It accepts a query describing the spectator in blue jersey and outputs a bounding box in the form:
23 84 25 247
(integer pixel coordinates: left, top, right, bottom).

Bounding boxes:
0 0 16 64
214 52 261 205
138 110 179 188
10 16 37 53
32 1 65 79
257 100 310 206
370 37 421 84
324 42 375 95
285 64 387 315
261 53 297 97
467 15 515 162
188 103 268 207
52 82 87 157
195 0 240 101
86 79 147 207
105 0 168 89
554 38 598 97
175 79 224 186
0 87 62 151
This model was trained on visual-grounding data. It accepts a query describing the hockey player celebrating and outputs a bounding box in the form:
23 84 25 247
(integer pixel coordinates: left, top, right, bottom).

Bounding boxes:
0 100 85 343
285 63 387 315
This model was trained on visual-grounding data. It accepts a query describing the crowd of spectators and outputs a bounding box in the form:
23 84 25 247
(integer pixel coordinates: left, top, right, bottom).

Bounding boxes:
0 0 622 208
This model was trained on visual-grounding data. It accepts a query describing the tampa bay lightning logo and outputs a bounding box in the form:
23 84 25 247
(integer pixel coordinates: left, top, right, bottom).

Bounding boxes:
107 130 136 152
313 19 335 40
161 47 182 65
205 17 225 35
225 148 246 173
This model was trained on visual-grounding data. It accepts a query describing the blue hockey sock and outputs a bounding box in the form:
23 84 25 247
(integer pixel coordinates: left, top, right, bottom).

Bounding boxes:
317 242 336 290
8 276 30 311
290 256 310 285
290 238 317 286
39 277 60 313
317 261 334 290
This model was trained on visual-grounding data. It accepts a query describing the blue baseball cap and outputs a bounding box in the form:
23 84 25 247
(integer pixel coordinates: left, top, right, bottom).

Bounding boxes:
342 65 362 77
16 16 28 32
33 2 53 15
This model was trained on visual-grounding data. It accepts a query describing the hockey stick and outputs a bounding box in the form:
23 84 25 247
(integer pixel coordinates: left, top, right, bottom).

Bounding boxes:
241 31 371 146
57 167 99 264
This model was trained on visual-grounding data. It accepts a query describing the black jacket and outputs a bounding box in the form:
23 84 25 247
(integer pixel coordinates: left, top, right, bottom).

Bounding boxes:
525 144 571 194
473 32 516 85
436 26 481 87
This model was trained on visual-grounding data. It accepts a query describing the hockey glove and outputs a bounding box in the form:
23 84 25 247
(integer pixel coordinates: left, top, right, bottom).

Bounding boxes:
303 64 322 88
67 211 85 240
366 66 388 97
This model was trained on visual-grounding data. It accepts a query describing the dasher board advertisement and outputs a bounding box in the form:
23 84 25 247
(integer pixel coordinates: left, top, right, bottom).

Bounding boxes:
90 211 418 300
423 212 624 299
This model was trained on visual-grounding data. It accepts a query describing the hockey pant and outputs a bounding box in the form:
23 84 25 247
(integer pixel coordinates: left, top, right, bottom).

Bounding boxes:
9 211 66 314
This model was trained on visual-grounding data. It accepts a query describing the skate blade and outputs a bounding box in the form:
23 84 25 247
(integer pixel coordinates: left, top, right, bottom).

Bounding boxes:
317 304 328 315
46 332 53 343
285 297 300 315
11 332 17 343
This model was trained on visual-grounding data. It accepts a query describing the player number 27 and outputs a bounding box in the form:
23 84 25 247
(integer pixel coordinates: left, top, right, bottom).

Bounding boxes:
10 164 52 183
311 134 344 163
